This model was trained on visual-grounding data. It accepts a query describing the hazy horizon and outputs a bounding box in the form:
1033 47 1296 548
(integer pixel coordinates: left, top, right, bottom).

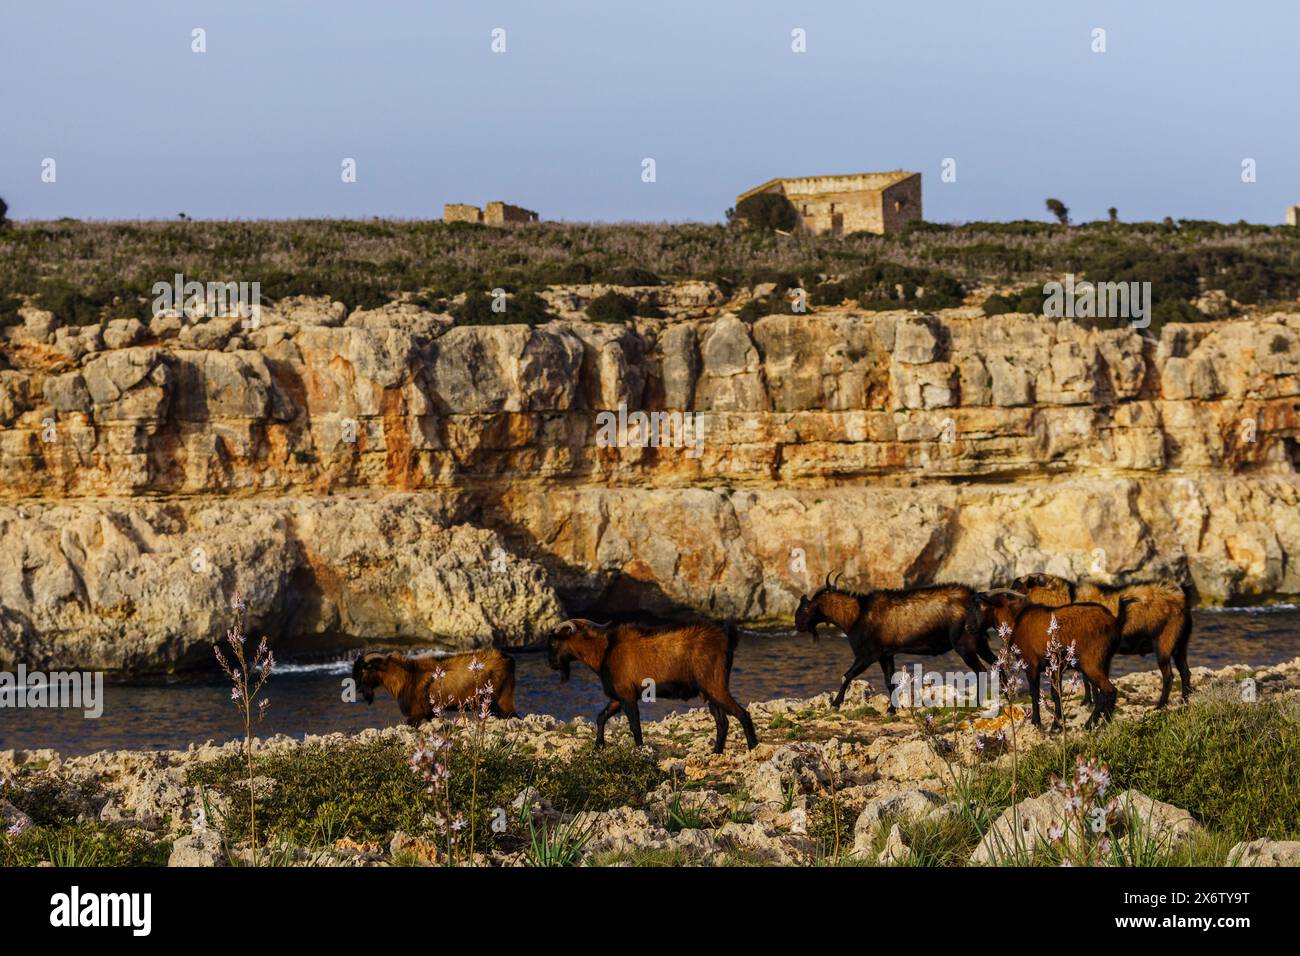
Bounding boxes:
5 0 1300 224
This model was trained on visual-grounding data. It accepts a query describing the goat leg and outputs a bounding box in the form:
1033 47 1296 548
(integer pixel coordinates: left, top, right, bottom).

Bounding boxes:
1027 669 1042 727
1155 655 1174 709
623 698 644 748
707 702 728 755
1048 680 1063 733
878 654 896 711
1176 643 1193 701
833 656 873 710
711 690 759 750
954 646 988 706
594 699 621 749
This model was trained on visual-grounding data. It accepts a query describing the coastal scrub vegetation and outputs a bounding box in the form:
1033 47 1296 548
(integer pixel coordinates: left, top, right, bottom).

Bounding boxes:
4 218 1299 330
0 771 170 867
1 690 1295 867
808 689 1300 867
730 192 798 233
185 737 665 854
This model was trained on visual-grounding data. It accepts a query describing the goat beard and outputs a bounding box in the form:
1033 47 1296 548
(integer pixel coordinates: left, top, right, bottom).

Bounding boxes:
557 658 571 682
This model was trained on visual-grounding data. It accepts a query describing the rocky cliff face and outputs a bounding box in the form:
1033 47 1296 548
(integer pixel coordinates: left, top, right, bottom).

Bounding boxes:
3 287 1299 669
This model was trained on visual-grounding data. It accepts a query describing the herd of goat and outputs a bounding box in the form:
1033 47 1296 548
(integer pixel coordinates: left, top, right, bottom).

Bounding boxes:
352 572 1195 753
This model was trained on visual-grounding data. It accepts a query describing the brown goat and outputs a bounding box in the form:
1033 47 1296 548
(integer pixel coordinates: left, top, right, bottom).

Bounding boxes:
977 592 1132 729
352 649 518 725
545 618 757 754
1009 573 1194 707
794 574 997 711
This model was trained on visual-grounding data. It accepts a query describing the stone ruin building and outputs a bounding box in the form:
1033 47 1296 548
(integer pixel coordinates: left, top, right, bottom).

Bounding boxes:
735 170 922 235
442 201 539 225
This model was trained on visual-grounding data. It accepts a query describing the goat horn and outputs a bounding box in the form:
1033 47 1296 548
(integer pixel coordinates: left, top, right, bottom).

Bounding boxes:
824 571 833 588
832 571 844 588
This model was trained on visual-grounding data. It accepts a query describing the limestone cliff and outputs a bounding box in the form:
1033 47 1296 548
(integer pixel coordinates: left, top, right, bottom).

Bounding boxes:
3 287 1299 670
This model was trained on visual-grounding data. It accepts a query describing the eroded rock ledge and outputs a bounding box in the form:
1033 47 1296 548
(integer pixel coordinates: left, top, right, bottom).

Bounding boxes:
3 291 1299 667
0 495 563 670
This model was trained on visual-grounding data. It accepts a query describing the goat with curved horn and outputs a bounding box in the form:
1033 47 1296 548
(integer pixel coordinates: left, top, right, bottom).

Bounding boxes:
794 581 1000 712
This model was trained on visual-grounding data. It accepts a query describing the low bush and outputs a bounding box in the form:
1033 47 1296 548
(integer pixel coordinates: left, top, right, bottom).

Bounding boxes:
0 822 168 867
586 290 637 323
186 736 666 852
453 288 553 326
973 691 1300 843
733 193 797 233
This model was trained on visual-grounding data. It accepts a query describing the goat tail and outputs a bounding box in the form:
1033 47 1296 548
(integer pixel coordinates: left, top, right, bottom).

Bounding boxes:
1116 596 1139 633
1178 584 1195 645
724 619 740 673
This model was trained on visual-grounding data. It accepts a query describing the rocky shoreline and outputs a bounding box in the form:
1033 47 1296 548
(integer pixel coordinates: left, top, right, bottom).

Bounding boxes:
4 655 1298 867
3 289 1300 671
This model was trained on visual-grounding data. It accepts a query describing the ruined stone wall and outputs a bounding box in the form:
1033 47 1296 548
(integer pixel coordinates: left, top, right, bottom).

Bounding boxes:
442 203 483 224
786 190 882 235
484 202 538 224
880 175 922 233
756 174 919 235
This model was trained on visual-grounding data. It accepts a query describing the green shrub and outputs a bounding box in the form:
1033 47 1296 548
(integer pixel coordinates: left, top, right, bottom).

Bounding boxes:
845 264 965 310
453 288 552 326
2 771 100 826
982 284 1047 316
34 279 106 326
585 290 636 323
975 692 1300 842
811 281 846 307
0 294 21 328
537 745 666 812
187 737 665 852
733 192 797 233
981 294 1015 316
0 822 168 867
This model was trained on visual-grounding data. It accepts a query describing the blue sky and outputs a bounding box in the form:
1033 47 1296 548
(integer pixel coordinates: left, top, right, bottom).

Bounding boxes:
4 0 1299 223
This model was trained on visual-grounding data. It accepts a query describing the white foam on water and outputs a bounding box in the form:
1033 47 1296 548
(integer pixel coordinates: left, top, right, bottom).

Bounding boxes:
1200 604 1300 615
272 659 352 676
